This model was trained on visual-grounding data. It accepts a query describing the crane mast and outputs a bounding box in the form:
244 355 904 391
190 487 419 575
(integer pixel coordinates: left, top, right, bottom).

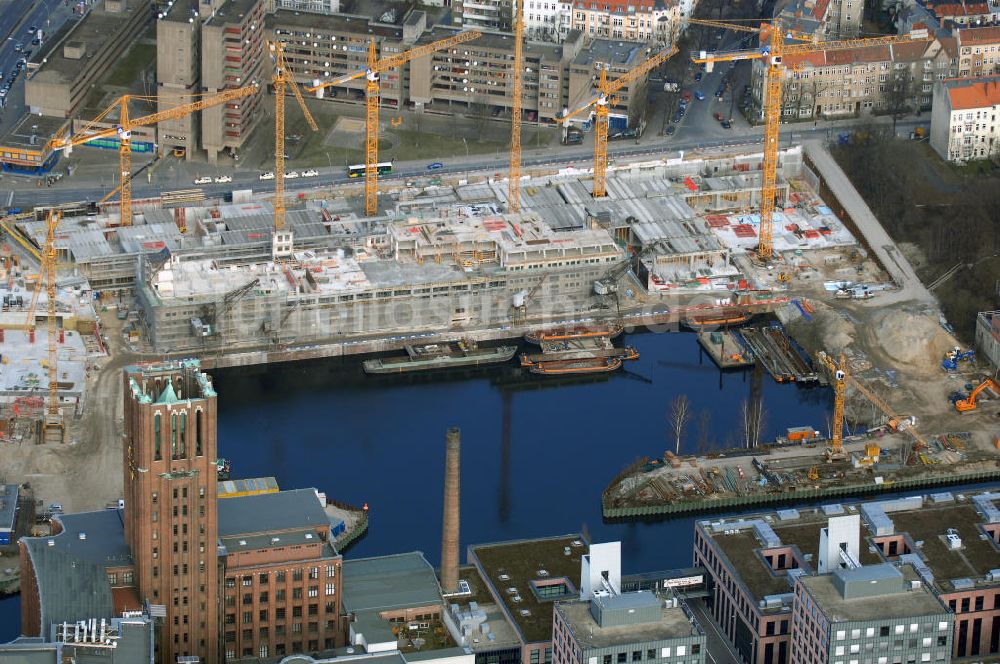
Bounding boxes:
271 42 318 236
48 85 259 228
690 19 926 260
509 0 525 212
306 31 482 217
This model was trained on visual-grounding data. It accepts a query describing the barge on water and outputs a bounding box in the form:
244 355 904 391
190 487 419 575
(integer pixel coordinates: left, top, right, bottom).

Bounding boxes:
525 323 624 344
697 330 753 369
363 340 517 374
520 347 640 375
683 309 752 330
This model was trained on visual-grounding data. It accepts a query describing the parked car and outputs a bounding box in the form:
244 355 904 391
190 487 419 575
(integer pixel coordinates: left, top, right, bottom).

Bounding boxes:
193 176 212 184
665 125 676 136
721 120 732 129
713 112 724 121
259 171 275 180
214 175 232 183
31 38 39 46
694 90 705 101
682 90 692 102
301 169 319 177
13 43 22 52
28 25 37 33
694 72 703 82
284 171 299 179
427 162 444 170
48 503 63 513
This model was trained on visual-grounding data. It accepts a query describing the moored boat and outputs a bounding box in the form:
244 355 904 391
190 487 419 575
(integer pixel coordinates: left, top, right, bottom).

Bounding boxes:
525 322 624 344
363 340 517 374
683 310 752 330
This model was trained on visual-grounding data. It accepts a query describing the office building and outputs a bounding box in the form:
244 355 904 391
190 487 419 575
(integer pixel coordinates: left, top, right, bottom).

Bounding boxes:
791 564 953 664
693 490 1000 663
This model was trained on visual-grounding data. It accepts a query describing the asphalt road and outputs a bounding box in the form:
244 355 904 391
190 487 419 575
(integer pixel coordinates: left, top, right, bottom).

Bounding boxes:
0 0 76 134
3 112 925 210
686 597 742 664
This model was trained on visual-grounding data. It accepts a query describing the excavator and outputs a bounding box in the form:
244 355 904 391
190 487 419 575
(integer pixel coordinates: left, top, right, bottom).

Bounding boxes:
954 377 999 413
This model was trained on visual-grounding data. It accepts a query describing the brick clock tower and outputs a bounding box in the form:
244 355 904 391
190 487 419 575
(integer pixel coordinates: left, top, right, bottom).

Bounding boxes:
123 360 221 664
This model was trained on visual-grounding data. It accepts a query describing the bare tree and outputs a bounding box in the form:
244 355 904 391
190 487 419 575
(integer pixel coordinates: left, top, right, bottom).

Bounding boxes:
885 67 914 135
742 398 766 448
470 95 491 135
668 394 692 455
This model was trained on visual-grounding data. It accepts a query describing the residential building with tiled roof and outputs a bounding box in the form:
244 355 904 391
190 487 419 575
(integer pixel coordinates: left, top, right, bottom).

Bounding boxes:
930 74 1000 160
749 36 947 120
954 25 1000 76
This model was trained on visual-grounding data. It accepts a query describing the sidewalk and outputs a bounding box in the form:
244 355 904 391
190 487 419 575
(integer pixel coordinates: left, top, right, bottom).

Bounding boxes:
804 139 933 307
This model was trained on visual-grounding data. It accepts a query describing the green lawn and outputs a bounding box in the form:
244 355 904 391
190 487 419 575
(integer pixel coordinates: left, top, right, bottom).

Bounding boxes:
106 43 157 87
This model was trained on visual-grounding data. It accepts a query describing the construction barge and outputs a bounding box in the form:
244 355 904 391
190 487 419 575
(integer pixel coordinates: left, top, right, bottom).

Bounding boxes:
738 323 818 383
602 430 1000 518
363 340 517 374
520 326 639 375
697 330 754 369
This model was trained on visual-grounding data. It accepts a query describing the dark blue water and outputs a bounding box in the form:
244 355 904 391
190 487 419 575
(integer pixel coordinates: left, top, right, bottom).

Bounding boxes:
0 330 833 641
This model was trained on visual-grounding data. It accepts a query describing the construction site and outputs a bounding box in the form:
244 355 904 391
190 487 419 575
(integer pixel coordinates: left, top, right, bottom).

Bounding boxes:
0 13 997 520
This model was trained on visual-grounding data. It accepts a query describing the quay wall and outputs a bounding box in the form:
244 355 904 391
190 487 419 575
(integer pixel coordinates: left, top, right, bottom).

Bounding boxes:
602 467 1000 519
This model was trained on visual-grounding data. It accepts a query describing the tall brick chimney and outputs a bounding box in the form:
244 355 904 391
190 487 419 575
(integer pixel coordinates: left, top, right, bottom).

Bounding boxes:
441 427 461 593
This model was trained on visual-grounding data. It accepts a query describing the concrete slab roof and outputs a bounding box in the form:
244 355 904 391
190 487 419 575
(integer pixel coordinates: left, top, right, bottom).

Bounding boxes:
556 598 698 649
342 551 443 613
30 0 147 84
800 564 949 623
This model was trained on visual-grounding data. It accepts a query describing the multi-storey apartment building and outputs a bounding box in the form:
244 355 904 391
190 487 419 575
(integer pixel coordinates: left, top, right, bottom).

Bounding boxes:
525 0 574 41
269 8 651 125
775 0 863 40
954 26 1000 77
930 75 1000 161
200 0 268 163
570 0 678 45
752 37 947 120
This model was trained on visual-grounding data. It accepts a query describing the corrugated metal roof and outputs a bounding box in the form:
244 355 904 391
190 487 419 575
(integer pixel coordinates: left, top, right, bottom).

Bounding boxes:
343 552 442 613
217 488 329 537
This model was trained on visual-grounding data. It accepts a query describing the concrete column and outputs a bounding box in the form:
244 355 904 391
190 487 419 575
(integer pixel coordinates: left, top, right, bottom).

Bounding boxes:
441 427 461 593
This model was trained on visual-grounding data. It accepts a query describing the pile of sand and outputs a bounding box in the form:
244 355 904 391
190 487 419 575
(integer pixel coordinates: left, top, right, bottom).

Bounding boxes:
815 308 856 352
871 309 954 373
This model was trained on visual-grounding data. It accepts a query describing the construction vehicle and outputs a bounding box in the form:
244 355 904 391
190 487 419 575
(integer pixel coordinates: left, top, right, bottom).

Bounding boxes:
689 18 927 260
561 45 679 198
306 31 482 216
47 85 259 228
941 346 975 372
269 42 319 239
508 0 525 212
954 377 999 413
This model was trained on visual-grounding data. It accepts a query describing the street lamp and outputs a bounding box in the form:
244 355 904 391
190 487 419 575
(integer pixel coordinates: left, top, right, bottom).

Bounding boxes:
325 151 333 185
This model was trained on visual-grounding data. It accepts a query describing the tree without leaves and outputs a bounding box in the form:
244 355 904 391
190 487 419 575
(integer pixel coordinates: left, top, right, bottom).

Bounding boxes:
695 408 712 455
885 68 914 135
668 394 692 455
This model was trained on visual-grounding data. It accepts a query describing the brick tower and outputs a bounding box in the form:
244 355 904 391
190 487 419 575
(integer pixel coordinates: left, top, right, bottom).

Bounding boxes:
123 360 220 664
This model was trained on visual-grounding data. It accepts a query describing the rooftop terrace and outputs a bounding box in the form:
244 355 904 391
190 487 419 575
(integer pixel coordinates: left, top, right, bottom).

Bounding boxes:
471 535 586 643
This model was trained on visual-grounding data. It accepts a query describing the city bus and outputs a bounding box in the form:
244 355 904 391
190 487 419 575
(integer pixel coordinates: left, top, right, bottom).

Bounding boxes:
347 162 393 178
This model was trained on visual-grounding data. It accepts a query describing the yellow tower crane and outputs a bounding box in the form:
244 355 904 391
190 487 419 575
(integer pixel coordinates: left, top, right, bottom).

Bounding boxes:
689 18 927 260
307 30 483 217
47 85 260 228
561 45 679 198
42 210 62 442
816 350 928 461
270 42 319 235
509 0 525 212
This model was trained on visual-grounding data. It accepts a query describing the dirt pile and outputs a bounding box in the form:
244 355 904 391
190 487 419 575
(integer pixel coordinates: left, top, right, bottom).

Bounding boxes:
871 309 954 374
